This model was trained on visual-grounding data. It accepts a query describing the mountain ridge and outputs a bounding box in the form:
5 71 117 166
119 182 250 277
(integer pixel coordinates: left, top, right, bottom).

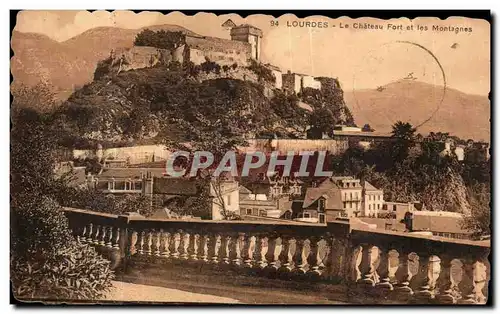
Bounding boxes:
344 80 490 141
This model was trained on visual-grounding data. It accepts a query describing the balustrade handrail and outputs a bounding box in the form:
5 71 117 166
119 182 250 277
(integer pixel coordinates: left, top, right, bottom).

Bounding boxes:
62 207 491 304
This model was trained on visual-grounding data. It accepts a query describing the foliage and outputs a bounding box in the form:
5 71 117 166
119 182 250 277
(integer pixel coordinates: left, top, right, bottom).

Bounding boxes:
362 124 375 132
11 87 114 300
60 188 155 217
134 29 186 50
12 83 59 113
247 59 276 83
200 59 221 74
333 121 490 216
461 183 491 236
11 243 114 300
269 91 309 138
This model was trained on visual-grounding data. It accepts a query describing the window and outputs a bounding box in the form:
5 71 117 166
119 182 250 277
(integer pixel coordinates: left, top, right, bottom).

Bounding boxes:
319 213 326 223
393 205 397 211
303 212 311 218
246 208 252 215
318 198 325 211
227 195 231 206
350 192 353 200
377 204 380 210
369 204 371 210
259 210 267 217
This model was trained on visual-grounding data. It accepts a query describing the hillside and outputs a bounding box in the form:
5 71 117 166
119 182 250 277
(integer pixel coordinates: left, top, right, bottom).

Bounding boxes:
344 80 490 141
11 25 198 100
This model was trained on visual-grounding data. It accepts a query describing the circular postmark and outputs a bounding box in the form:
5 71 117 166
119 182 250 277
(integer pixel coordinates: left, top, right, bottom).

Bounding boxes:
351 41 446 132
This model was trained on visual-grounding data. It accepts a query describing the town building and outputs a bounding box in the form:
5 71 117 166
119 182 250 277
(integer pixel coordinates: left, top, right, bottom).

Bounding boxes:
143 173 240 221
361 181 384 217
403 210 472 239
330 125 394 149
294 176 381 222
319 176 363 217
238 186 292 219
380 201 426 221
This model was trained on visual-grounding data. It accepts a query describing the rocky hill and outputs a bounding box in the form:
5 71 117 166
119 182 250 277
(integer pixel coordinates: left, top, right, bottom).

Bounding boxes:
11 25 198 100
344 80 490 141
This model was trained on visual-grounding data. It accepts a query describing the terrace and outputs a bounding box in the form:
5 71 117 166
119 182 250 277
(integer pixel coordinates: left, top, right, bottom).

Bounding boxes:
63 207 490 304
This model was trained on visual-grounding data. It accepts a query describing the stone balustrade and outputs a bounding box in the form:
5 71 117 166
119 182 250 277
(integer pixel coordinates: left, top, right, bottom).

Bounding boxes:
63 207 490 304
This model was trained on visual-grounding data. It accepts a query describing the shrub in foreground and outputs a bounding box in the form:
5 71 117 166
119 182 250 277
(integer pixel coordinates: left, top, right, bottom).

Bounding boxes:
11 243 114 300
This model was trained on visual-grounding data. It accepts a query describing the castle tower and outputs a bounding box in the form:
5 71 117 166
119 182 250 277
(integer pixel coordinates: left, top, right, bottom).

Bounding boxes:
230 24 263 61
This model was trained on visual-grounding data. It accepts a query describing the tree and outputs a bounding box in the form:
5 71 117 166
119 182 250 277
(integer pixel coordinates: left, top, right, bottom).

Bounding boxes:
134 29 186 50
11 83 58 113
391 121 417 162
362 123 375 132
391 121 416 141
461 184 491 237
11 87 114 300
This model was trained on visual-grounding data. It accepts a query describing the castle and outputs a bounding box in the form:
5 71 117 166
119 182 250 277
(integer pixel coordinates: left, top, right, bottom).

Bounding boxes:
113 23 341 95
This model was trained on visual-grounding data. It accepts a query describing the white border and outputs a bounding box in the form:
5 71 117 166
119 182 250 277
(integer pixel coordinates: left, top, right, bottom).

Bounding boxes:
4 1 498 313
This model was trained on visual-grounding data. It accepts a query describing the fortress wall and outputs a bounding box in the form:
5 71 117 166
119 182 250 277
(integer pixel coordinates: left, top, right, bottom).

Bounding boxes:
117 46 172 71
74 145 172 164
240 139 349 155
185 35 251 66
301 75 321 90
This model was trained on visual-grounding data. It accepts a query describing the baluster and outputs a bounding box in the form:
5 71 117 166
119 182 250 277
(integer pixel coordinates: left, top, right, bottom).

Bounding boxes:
160 230 171 258
436 256 459 304
112 227 120 250
242 235 255 268
474 259 488 304
458 259 488 304
220 234 231 265
375 248 394 292
307 236 323 277
278 236 293 273
93 225 100 245
86 223 94 243
170 231 181 259
144 230 153 255
253 235 268 269
98 226 106 246
209 234 221 264
79 225 87 243
154 230 161 257
189 233 200 261
292 238 307 274
230 233 244 266
128 230 138 256
180 231 190 260
199 234 209 262
330 238 348 280
321 236 334 279
137 230 145 255
414 255 441 301
358 245 378 287
265 234 279 272
394 252 414 297
105 226 113 248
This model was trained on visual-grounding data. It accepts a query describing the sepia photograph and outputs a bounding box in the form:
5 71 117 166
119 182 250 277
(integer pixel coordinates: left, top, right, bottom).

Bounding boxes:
9 10 491 305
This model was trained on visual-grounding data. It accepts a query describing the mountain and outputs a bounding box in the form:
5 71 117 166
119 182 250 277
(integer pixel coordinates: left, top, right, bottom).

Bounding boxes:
344 80 490 141
11 25 198 100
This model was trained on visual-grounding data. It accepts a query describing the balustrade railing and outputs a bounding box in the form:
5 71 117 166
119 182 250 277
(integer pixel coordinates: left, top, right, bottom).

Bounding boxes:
63 207 490 304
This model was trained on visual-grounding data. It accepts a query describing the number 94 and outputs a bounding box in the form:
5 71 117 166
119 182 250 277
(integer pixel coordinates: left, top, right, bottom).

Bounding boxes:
270 20 279 27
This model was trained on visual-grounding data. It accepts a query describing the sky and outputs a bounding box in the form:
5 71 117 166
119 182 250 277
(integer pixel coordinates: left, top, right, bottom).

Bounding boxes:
14 11 490 96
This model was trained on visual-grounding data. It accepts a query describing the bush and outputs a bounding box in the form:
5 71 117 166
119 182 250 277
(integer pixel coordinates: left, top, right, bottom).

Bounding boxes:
134 29 185 50
247 59 275 84
200 60 221 74
11 243 114 300
11 197 73 257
